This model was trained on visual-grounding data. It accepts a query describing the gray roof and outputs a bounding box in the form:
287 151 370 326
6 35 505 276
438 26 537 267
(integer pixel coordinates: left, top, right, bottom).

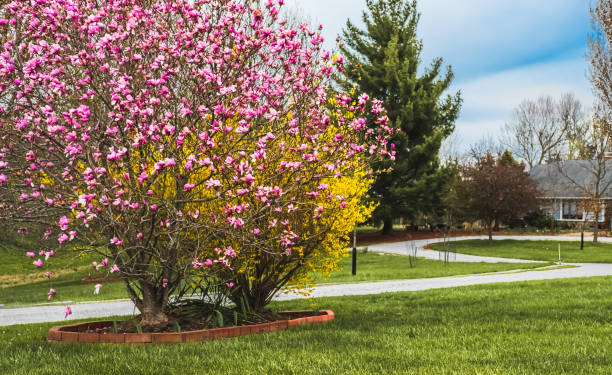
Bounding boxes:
529 160 612 199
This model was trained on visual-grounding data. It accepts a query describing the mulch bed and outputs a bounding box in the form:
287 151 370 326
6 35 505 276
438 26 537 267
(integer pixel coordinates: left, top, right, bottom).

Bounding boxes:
93 310 284 334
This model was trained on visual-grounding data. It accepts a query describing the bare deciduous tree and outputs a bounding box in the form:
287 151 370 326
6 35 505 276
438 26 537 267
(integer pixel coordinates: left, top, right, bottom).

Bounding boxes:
502 93 584 168
589 0 612 136
439 130 463 166
577 0 612 243
554 118 612 244
560 94 589 159
465 134 503 164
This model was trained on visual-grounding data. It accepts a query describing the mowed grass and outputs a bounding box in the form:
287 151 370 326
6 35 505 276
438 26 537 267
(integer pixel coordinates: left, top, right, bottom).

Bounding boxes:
1 277 611 374
0 245 95 279
314 250 548 284
0 234 104 288
0 240 124 306
430 239 612 263
0 268 128 306
0 249 547 306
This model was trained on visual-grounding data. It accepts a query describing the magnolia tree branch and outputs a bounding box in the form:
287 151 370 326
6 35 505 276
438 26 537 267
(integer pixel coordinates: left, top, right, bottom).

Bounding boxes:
0 0 394 324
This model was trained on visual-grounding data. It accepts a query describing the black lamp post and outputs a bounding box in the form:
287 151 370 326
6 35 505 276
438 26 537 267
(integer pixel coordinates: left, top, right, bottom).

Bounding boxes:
352 227 357 275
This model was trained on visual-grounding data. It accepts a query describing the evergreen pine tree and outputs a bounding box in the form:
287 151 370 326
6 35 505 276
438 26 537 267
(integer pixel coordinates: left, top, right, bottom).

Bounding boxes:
339 0 462 234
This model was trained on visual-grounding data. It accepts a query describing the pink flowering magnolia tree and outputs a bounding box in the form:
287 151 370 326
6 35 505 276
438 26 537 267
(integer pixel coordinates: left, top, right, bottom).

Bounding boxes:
0 0 393 325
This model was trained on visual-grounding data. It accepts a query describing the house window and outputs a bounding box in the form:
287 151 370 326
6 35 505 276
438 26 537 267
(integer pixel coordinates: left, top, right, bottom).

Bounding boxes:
561 201 582 220
584 207 605 222
557 200 606 222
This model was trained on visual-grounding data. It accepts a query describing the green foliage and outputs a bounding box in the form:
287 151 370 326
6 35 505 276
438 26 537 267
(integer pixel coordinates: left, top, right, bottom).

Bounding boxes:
523 209 552 229
167 300 276 330
174 322 182 333
1 277 612 374
339 0 462 232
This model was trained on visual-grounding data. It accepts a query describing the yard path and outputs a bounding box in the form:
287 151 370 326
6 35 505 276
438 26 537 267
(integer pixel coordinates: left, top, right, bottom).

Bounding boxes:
368 234 612 262
2 235 612 327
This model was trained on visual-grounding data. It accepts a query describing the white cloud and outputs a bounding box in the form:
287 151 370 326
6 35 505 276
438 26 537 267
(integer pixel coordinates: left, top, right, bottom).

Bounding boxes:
454 55 594 148
288 0 591 78
416 0 590 76
284 1 595 150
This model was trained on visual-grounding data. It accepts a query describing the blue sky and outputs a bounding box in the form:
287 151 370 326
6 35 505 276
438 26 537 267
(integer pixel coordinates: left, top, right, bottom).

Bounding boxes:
286 0 594 150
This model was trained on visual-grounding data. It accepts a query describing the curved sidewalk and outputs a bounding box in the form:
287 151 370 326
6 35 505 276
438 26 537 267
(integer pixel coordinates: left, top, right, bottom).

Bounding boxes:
284 262 612 299
368 235 612 263
2 235 611 326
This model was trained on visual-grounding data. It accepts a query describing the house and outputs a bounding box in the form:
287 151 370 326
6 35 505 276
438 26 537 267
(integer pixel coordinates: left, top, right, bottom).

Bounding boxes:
529 160 612 227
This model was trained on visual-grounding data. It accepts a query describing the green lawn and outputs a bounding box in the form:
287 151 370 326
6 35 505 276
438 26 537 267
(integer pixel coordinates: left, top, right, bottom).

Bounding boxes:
314 250 548 284
0 239 124 305
0 238 120 305
0 249 548 306
430 239 612 263
0 244 95 279
0 268 128 306
1 276 611 374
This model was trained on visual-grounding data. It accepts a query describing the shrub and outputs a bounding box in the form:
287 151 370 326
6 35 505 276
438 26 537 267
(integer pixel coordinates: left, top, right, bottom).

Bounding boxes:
0 0 393 324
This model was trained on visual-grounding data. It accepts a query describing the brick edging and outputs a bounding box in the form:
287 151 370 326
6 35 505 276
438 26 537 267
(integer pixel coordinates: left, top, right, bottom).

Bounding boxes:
47 310 334 344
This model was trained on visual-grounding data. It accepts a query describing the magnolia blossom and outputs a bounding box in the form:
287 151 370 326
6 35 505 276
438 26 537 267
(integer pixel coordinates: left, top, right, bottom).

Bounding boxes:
57 233 69 243
110 237 123 246
64 306 72 318
48 288 56 300
58 216 69 231
33 259 43 268
93 284 102 295
0 0 393 323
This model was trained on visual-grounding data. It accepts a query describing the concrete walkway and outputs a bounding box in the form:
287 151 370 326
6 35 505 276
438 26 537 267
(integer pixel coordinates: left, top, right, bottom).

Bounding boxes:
368 235 612 263
2 235 612 326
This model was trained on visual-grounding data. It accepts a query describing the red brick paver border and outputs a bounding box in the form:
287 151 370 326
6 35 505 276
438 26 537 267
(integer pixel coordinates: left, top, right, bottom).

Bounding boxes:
47 310 334 344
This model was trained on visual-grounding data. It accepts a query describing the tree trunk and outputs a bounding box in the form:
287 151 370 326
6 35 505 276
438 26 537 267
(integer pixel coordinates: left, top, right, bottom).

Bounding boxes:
382 218 394 235
593 221 599 244
550 216 555 234
487 220 493 242
140 300 169 326
132 282 169 326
